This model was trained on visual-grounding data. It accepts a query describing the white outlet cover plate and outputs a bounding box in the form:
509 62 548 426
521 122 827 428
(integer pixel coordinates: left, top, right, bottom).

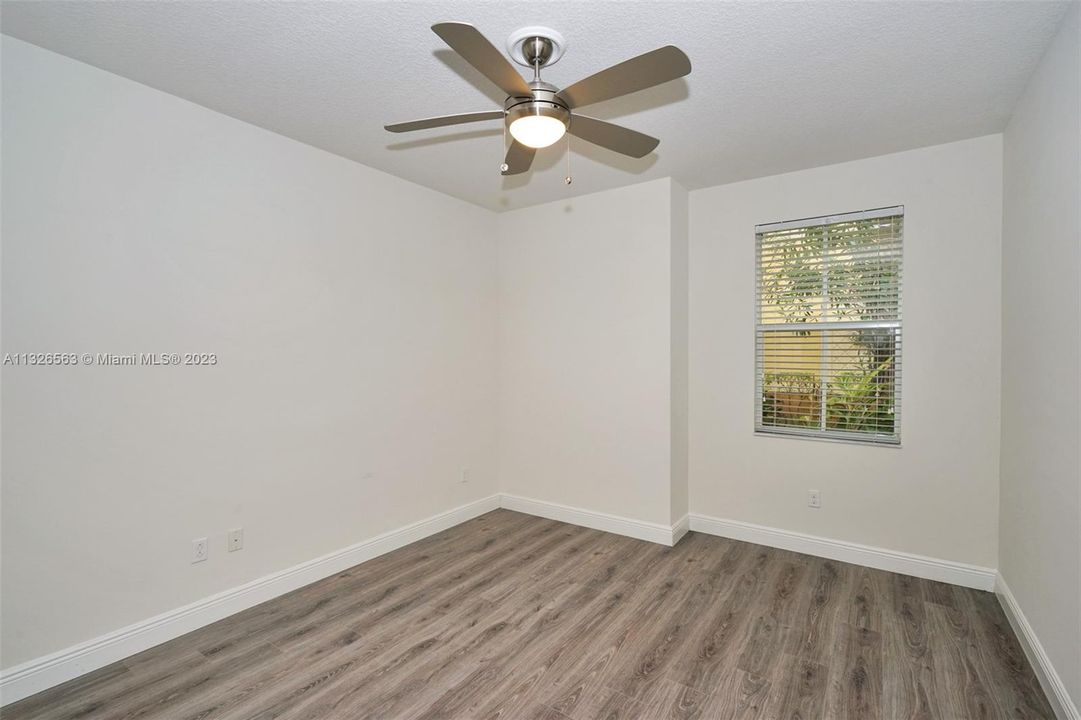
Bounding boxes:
228 528 244 552
192 538 208 563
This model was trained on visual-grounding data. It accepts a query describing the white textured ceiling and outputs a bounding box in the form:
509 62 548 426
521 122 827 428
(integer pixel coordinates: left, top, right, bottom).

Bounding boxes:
1 1 1072 211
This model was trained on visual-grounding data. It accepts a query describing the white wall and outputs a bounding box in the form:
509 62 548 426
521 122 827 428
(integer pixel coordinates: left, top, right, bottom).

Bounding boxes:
1000 2 1081 710
496 179 679 527
689 135 1004 568
669 181 690 525
0 37 499 669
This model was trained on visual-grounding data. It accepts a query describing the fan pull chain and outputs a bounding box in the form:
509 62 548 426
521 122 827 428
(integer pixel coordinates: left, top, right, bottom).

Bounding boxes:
500 116 509 173
564 133 572 185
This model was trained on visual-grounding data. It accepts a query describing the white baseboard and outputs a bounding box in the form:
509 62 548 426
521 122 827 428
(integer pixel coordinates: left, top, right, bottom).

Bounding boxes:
671 514 690 544
0 494 501 707
499 494 683 546
996 575 1079 720
688 513 996 591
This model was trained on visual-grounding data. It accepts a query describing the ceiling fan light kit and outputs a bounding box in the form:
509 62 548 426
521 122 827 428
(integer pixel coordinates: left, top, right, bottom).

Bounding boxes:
505 81 569 149
507 108 567 149
385 22 691 178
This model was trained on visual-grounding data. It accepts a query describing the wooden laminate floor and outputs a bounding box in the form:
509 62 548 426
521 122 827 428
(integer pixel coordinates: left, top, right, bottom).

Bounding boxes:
5 510 1054 720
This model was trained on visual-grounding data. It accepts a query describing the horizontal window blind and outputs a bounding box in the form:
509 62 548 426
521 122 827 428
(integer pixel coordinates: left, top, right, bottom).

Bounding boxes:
755 207 903 444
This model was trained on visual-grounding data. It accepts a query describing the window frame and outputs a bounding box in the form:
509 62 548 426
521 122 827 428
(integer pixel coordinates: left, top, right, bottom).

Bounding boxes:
753 206 904 446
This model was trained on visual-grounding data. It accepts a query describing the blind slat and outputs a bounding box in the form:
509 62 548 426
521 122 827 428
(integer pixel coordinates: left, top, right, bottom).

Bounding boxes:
756 205 904 233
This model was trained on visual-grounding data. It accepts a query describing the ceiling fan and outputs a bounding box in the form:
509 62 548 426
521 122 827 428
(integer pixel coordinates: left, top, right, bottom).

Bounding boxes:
385 23 691 176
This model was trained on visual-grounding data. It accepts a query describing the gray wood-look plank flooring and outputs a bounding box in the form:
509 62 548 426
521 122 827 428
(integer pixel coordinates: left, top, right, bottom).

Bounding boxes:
4 510 1054 719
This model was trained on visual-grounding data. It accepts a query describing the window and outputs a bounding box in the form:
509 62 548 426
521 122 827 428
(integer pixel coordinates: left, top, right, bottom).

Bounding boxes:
755 207 903 444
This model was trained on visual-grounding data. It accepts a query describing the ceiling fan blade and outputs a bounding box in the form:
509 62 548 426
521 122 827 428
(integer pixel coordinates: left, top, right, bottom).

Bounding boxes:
502 140 535 175
432 22 533 98
569 115 659 158
385 111 503 133
557 46 691 109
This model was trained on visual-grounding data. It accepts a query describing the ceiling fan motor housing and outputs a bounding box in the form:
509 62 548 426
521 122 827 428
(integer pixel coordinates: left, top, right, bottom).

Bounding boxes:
504 83 571 136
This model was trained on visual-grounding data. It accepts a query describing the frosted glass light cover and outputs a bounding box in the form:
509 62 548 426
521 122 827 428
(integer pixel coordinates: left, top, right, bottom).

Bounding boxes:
509 115 567 148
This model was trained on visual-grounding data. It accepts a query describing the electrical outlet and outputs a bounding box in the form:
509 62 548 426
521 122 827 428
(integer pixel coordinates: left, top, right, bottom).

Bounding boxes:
808 490 822 509
228 528 244 552
192 537 208 563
